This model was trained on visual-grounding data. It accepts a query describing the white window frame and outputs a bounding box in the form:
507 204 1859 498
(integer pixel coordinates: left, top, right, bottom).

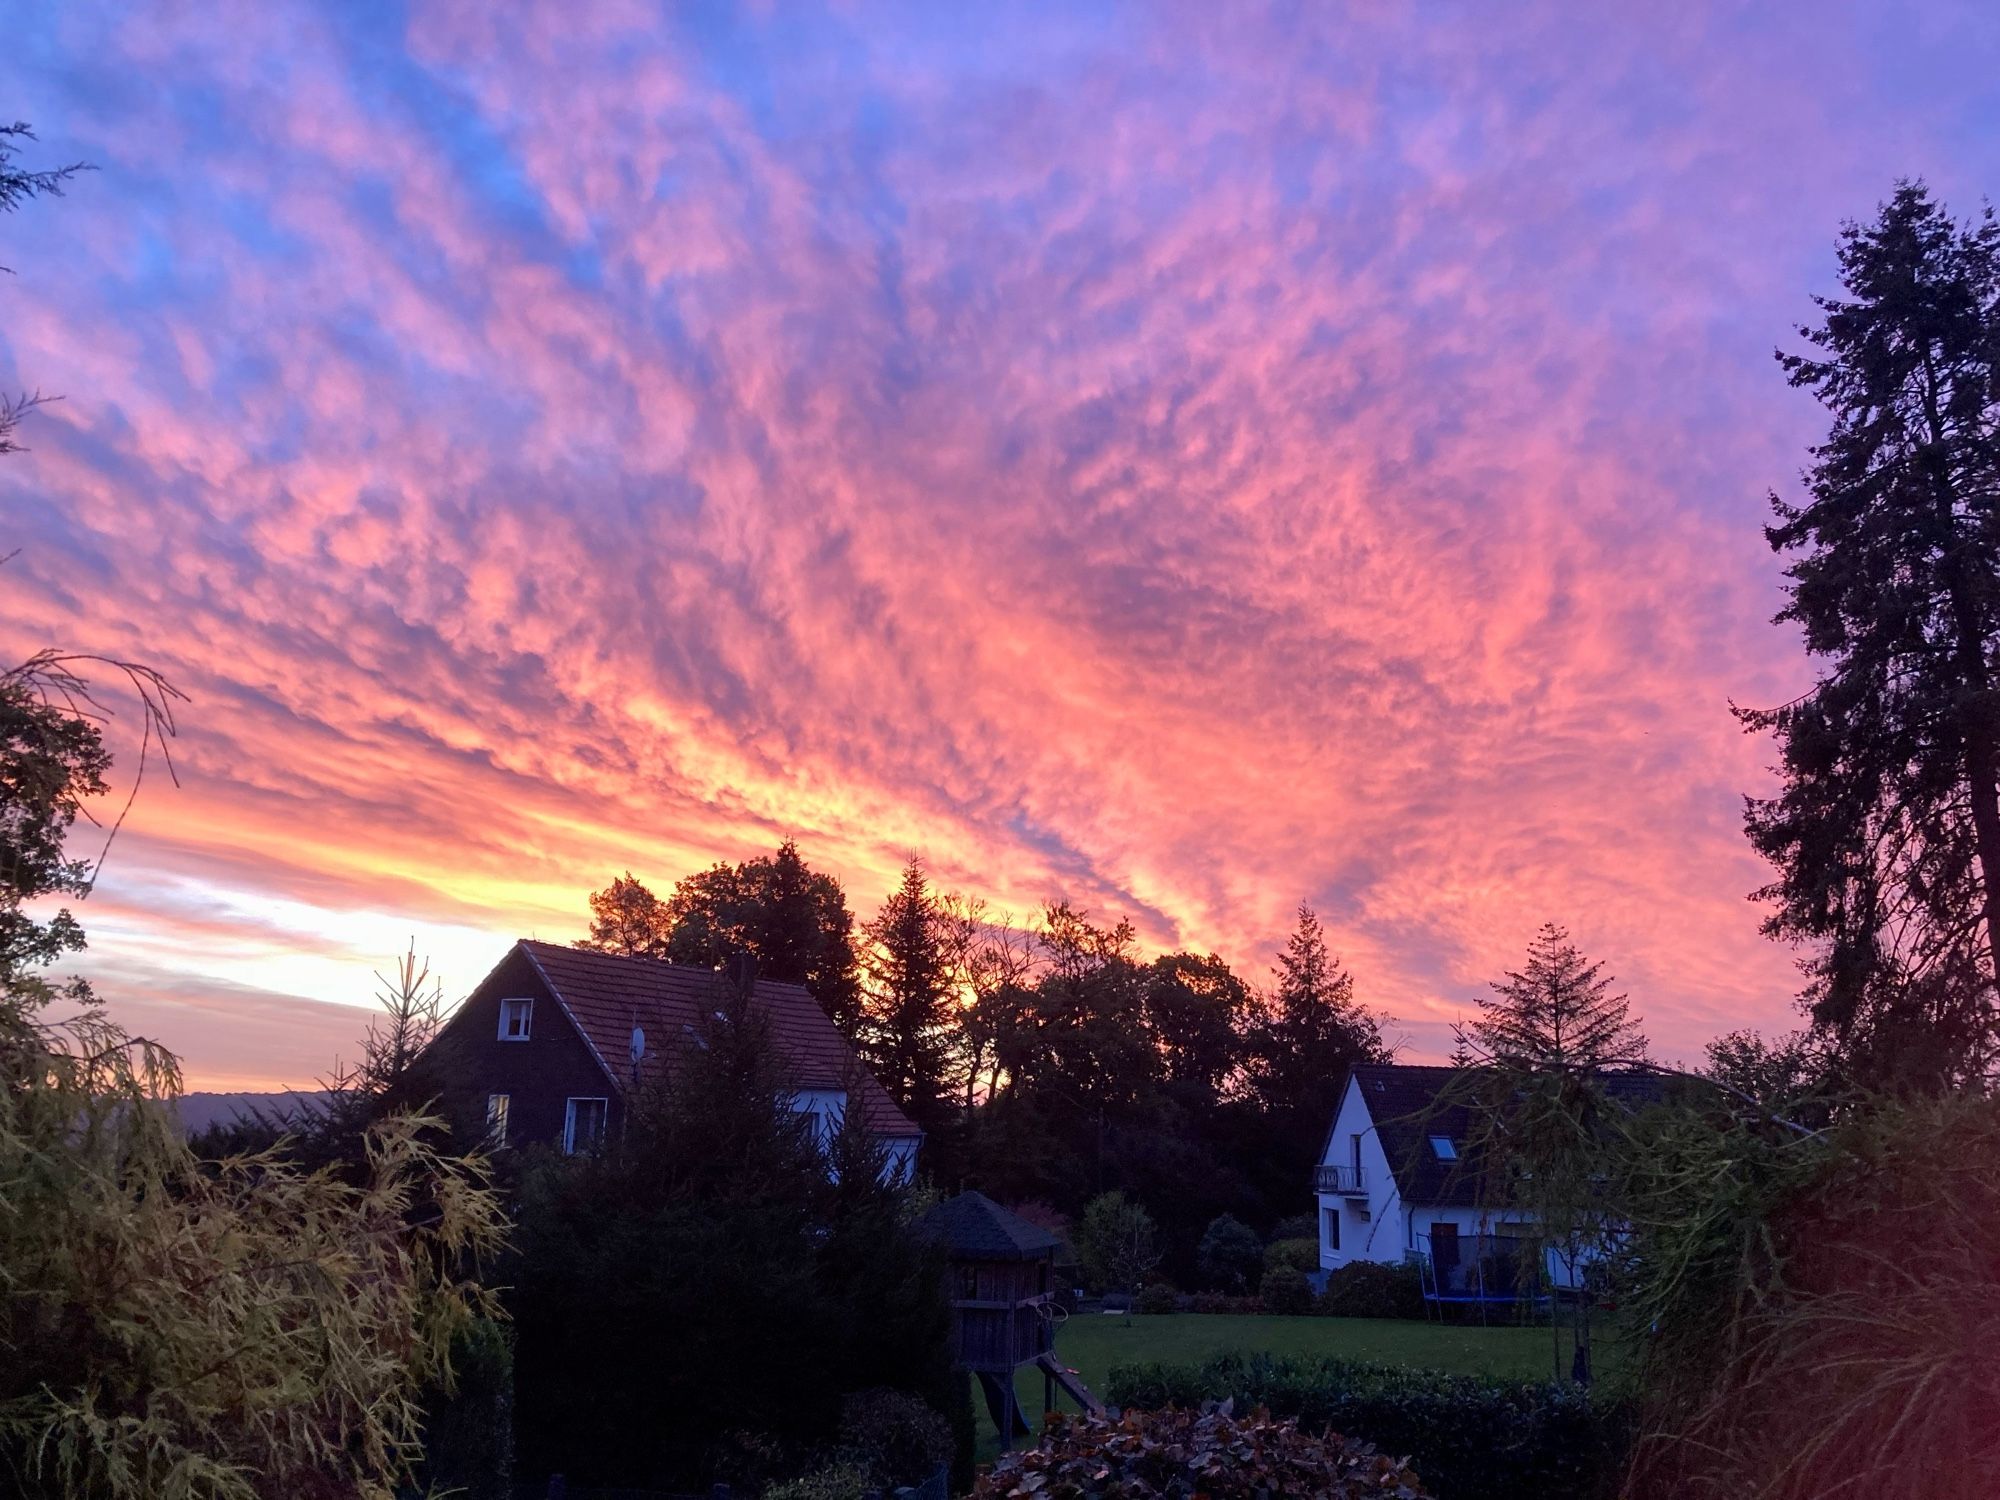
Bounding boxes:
485 1093 511 1147
563 1096 609 1155
498 997 533 1042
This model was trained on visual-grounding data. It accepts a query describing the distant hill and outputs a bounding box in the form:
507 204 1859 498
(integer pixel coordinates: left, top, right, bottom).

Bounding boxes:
174 1090 330 1136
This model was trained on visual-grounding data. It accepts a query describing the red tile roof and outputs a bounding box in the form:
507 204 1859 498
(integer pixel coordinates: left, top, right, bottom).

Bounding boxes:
515 940 918 1138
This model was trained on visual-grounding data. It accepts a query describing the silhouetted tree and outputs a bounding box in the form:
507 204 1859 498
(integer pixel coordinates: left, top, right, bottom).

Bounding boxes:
578 871 673 957
1739 183 2000 1091
1465 922 1647 1070
1251 905 1387 1125
860 857 957 1135
662 840 864 1039
1143 951 1251 1101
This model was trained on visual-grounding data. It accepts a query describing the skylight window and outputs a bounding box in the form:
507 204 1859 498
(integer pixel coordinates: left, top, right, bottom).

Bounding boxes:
1429 1135 1458 1162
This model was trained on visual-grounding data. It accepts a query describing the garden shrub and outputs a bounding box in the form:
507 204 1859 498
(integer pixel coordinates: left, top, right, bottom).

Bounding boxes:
1622 1091 2000 1500
1186 1290 1264 1315
1134 1281 1179 1315
1319 1260 1425 1320
973 1404 1428 1498
1259 1264 1314 1314
835 1387 952 1487
1196 1213 1264 1291
1263 1235 1320 1274
1106 1353 1632 1500
1270 1213 1318 1243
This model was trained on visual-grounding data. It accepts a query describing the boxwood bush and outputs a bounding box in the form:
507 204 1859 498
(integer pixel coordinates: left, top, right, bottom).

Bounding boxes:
1106 1353 1632 1500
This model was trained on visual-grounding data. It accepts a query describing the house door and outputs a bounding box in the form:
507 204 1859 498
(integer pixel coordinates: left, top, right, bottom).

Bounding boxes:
1430 1223 1461 1292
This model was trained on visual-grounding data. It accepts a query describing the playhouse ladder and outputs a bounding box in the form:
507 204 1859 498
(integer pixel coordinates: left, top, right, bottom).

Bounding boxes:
1034 1354 1104 1415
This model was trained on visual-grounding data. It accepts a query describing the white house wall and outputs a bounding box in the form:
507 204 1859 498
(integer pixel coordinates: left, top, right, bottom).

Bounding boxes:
1316 1078 1407 1269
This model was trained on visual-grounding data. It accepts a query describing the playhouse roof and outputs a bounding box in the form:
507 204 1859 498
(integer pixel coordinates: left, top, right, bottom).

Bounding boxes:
916 1190 1061 1262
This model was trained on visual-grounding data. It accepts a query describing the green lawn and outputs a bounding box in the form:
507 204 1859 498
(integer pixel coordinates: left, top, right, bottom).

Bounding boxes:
974 1312 1561 1456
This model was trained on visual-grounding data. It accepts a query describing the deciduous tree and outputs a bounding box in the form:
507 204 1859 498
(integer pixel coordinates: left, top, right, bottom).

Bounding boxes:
662 840 864 1038
579 871 674 957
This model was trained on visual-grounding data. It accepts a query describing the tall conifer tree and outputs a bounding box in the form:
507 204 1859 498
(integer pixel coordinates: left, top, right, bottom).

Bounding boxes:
1741 183 2000 1089
860 856 957 1133
1468 922 1646 1070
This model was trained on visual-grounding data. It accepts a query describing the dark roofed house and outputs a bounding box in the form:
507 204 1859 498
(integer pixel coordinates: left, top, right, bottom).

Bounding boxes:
427 940 921 1180
1313 1062 1673 1306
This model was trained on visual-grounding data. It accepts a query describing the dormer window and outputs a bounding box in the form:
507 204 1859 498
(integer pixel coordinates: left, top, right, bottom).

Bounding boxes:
1429 1135 1458 1162
498 997 533 1041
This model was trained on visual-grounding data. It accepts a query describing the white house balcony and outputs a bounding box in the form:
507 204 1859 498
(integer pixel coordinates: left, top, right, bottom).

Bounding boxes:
1314 1164 1367 1196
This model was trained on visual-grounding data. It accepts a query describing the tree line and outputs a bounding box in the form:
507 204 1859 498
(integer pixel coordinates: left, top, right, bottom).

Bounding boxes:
577 845 1392 1279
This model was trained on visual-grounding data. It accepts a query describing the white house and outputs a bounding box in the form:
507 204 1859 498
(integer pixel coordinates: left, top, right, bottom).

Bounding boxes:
1314 1064 1669 1299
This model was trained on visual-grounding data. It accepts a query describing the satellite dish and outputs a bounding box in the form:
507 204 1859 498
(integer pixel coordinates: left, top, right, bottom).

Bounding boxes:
630 1025 646 1063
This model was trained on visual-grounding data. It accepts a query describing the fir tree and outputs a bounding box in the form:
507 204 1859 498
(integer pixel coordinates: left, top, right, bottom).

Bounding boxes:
1471 922 1646 1070
1740 182 2000 1090
1255 905 1386 1114
860 856 957 1133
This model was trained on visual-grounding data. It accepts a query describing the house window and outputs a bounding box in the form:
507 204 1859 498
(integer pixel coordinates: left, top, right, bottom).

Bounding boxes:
958 1265 979 1299
563 1097 608 1154
498 997 533 1041
485 1093 510 1147
1324 1206 1340 1251
1429 1135 1458 1162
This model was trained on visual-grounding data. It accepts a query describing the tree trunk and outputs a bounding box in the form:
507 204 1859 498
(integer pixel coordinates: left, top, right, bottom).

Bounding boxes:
1923 353 2000 1009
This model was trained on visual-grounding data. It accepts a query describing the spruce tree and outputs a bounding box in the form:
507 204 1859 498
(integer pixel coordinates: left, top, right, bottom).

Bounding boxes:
1740 183 2000 1090
1470 923 1646 1070
1250 905 1388 1172
860 856 956 1133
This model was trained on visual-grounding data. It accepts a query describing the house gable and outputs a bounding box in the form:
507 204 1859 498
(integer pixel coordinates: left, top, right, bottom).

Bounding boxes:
428 945 620 1152
425 941 922 1168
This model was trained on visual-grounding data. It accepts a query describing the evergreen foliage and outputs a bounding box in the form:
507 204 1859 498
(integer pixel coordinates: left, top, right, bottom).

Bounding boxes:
506 973 961 1491
1106 1355 1629 1500
1739 183 2000 1091
1465 923 1647 1070
859 856 958 1136
1194 1213 1263 1292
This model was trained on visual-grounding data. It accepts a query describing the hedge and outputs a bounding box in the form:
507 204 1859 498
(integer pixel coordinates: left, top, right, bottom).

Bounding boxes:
1105 1353 1632 1500
1318 1260 1426 1320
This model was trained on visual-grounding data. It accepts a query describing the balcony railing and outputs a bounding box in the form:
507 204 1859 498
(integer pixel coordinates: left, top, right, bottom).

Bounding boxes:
1314 1163 1367 1196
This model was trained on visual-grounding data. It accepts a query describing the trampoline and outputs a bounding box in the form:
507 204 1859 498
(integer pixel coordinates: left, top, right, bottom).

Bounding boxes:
1415 1230 1550 1322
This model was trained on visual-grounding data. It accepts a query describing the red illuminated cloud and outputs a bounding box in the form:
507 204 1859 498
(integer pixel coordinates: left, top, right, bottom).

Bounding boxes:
5 1 1997 1084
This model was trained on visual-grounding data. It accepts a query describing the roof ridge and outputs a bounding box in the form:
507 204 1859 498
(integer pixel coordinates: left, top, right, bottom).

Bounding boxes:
517 938 819 999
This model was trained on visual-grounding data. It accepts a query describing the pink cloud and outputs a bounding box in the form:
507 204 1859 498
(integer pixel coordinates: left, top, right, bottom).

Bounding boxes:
4 0 1993 1086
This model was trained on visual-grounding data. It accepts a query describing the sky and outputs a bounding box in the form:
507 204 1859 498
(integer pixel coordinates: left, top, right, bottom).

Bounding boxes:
4 2 1999 1089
